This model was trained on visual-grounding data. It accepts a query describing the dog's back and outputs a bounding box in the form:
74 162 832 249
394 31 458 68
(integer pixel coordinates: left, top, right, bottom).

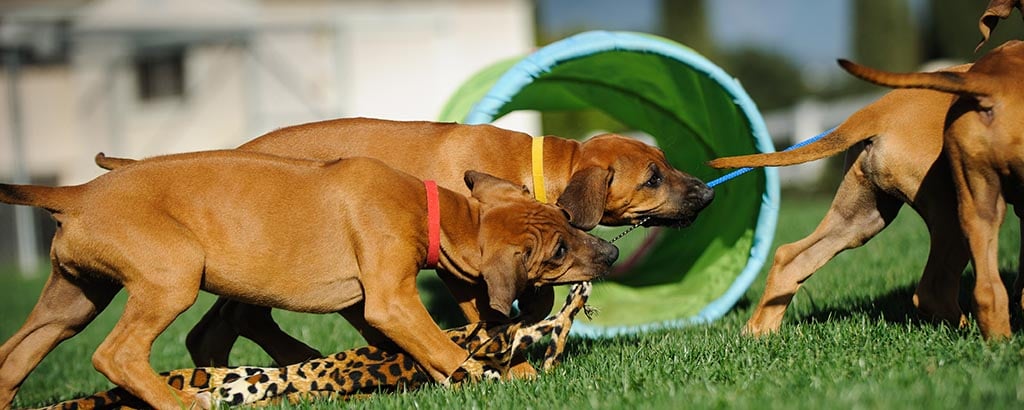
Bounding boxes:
29 151 426 313
236 117 536 197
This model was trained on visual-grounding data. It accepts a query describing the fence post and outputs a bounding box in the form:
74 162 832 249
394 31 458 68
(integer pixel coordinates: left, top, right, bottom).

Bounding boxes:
5 48 39 277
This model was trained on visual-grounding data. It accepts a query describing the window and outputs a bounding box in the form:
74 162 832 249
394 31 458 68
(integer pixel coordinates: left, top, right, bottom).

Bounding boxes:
0 20 71 66
134 47 185 101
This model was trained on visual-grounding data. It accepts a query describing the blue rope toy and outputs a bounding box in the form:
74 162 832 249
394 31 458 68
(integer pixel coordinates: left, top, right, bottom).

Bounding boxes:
609 126 836 244
707 126 836 188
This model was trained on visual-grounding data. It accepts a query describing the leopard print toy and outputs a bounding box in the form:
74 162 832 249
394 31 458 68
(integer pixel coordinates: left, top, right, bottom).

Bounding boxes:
39 282 592 409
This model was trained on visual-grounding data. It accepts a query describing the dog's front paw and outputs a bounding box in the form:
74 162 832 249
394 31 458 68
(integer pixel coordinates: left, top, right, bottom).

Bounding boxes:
507 358 538 380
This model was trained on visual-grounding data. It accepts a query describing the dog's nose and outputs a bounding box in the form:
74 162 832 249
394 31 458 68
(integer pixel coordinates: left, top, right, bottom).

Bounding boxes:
598 242 619 266
688 179 714 209
700 185 715 205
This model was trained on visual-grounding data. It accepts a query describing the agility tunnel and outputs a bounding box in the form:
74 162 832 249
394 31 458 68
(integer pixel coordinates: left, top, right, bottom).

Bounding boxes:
439 31 778 337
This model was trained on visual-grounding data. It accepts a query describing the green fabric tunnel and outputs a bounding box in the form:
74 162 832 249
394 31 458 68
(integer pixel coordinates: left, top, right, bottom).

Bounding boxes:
438 31 779 337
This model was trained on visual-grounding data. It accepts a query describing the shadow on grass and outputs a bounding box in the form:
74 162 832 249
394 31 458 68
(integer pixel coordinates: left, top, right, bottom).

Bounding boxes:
523 269 1024 364
524 333 643 365
732 294 753 311
789 269 1023 333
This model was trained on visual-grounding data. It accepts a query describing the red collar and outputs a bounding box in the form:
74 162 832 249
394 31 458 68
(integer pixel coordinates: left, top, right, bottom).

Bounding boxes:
424 180 441 268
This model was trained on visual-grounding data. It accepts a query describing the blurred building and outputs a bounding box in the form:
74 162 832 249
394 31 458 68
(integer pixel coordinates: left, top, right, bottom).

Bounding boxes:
0 0 536 268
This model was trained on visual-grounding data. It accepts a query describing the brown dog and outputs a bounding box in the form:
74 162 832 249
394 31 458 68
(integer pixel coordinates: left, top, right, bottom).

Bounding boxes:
96 118 713 367
708 1 1024 340
0 151 618 409
837 40 1024 339
708 68 970 336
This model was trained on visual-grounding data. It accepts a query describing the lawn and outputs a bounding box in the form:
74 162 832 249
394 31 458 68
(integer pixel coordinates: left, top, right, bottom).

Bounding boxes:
2 194 1023 409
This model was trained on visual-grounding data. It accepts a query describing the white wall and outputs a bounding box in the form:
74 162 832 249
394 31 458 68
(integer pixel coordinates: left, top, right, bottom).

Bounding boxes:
0 0 538 185
0 66 78 180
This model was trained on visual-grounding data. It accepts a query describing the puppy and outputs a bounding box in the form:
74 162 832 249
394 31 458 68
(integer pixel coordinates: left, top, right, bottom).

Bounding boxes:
838 40 1024 339
0 151 617 408
708 74 968 336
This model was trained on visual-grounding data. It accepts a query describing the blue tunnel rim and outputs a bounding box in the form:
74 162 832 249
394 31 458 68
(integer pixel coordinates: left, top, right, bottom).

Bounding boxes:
462 30 779 337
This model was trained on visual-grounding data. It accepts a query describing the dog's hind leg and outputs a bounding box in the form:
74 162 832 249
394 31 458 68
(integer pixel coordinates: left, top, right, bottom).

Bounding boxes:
950 158 1011 339
90 240 207 409
225 302 323 366
745 166 902 336
92 287 199 409
0 266 120 408
188 299 322 367
186 298 240 367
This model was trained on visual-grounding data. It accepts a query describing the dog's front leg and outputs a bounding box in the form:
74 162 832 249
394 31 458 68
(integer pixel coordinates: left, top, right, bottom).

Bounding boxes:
361 272 473 382
437 270 496 323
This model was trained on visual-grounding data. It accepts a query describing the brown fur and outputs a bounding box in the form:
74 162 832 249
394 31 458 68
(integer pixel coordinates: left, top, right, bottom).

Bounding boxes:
836 40 1024 339
0 151 617 409
977 0 1023 51
96 118 712 370
708 65 974 337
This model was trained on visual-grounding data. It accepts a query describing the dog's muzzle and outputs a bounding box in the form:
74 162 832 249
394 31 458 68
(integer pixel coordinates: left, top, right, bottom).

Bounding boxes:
595 241 619 268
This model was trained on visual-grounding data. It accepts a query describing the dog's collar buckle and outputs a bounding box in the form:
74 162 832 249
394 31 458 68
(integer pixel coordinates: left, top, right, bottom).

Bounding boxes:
424 180 441 268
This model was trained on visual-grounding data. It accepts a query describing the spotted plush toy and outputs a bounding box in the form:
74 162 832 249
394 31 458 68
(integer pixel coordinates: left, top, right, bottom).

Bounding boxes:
39 282 592 409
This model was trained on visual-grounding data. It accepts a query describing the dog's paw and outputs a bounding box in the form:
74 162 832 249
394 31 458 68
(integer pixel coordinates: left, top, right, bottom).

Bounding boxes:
459 357 487 379
958 315 970 329
506 359 538 380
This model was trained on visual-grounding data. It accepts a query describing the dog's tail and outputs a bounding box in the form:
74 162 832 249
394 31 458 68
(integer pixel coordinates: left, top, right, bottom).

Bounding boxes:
0 183 76 212
707 127 858 169
837 58 995 99
95 152 137 171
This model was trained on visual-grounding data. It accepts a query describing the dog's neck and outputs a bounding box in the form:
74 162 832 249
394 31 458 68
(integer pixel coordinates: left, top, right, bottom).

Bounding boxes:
433 188 484 283
529 136 581 204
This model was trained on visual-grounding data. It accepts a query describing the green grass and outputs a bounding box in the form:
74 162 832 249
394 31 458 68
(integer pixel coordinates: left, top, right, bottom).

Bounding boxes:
3 194 1024 409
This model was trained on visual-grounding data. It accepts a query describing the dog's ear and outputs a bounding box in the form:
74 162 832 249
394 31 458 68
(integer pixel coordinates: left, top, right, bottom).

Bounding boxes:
977 0 1023 52
556 167 612 230
465 170 531 201
479 249 528 318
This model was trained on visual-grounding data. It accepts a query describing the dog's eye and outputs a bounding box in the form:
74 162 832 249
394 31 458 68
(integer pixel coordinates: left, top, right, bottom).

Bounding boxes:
644 171 663 188
552 240 568 262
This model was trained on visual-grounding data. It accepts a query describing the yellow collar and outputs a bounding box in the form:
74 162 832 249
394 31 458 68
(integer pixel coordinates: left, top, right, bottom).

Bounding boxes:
531 136 548 203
